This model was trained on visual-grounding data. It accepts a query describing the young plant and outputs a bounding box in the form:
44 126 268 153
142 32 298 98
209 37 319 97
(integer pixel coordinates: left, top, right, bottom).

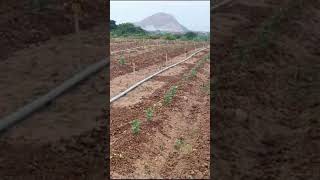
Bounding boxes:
190 68 197 78
119 56 126 65
174 138 184 150
131 119 141 134
145 107 154 121
163 86 178 105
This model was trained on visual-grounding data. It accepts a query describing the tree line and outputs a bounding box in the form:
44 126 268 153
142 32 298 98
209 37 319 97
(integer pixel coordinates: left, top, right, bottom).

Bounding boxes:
110 20 209 41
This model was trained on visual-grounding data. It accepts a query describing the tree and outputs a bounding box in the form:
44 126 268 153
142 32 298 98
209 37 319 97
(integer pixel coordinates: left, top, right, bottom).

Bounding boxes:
184 32 197 40
110 20 117 30
112 23 147 36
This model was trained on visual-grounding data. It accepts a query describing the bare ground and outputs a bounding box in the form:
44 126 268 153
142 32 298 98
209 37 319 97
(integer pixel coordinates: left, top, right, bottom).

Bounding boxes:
212 0 319 179
111 49 210 179
0 23 108 180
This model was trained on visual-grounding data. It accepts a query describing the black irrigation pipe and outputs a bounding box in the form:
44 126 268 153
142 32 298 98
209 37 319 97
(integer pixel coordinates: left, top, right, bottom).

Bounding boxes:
212 0 234 10
0 59 109 134
0 42 205 134
110 47 209 103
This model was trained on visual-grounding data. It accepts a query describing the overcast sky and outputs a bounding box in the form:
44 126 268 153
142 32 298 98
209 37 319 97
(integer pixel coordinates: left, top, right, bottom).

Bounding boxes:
110 1 210 32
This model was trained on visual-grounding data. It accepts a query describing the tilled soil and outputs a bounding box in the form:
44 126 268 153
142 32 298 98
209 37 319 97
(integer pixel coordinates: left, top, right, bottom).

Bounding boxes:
110 42 204 80
110 49 210 179
110 47 208 100
0 23 108 178
212 0 319 179
0 24 107 120
0 0 106 60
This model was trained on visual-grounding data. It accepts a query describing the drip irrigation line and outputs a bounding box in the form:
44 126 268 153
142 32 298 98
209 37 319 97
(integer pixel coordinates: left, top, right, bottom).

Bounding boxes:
111 41 204 55
0 42 207 134
0 59 109 134
110 47 209 103
212 0 234 10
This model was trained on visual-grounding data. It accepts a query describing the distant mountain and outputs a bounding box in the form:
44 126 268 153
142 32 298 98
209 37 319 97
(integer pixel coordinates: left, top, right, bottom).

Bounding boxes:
134 12 189 33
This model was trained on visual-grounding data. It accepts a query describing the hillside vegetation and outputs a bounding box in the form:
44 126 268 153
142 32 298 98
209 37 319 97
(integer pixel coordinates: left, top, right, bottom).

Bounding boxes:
110 20 209 41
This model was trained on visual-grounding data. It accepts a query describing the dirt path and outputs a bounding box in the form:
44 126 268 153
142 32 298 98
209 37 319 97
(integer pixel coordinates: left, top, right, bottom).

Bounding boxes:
110 49 210 179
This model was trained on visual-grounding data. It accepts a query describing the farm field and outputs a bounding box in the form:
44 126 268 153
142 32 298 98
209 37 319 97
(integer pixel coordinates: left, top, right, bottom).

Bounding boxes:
111 41 206 80
110 38 210 178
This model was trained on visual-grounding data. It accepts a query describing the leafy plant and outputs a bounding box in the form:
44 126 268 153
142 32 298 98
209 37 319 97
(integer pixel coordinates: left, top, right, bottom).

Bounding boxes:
119 56 126 65
174 138 184 150
131 119 141 134
190 68 197 78
164 86 178 105
145 107 154 121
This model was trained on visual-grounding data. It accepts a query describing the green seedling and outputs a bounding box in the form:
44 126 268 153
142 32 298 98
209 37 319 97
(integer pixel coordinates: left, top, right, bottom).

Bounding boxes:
145 107 154 121
174 138 184 150
119 56 126 65
190 68 197 77
131 119 141 134
164 86 178 105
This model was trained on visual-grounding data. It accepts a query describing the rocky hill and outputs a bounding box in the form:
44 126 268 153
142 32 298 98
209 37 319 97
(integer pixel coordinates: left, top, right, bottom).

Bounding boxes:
134 12 188 33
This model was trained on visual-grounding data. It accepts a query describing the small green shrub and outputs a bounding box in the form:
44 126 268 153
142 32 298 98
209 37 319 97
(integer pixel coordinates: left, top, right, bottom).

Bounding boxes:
119 56 126 65
145 107 154 121
190 68 197 77
131 119 141 134
174 138 184 150
164 86 178 105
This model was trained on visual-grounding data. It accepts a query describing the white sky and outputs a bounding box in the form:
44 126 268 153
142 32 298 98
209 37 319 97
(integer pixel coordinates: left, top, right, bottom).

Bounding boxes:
110 1 210 32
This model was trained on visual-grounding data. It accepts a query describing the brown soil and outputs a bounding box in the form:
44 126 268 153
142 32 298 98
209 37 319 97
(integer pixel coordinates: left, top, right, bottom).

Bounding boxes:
212 0 319 179
0 25 107 119
110 47 207 99
110 42 204 80
110 49 210 179
0 0 106 61
0 24 108 179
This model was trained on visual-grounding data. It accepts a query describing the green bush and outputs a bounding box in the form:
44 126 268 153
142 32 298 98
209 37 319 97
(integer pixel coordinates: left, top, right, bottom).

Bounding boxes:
145 107 154 121
164 86 178 105
174 138 184 150
118 56 125 65
112 23 147 37
131 119 141 134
